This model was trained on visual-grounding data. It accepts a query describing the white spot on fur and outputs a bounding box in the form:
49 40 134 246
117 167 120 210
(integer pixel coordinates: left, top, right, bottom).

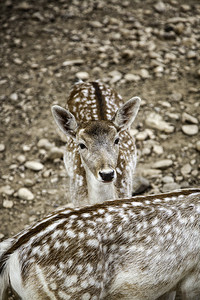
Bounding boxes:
64 275 77 287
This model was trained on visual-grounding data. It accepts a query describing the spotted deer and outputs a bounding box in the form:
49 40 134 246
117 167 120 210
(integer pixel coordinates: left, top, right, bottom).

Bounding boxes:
51 81 141 207
1 188 200 300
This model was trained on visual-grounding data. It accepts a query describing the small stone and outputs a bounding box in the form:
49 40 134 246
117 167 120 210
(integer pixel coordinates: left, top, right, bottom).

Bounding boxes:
162 183 181 193
17 154 26 163
124 73 140 82
0 233 5 240
48 147 64 160
37 138 54 150
169 92 183 102
62 59 84 67
9 93 18 101
139 69 150 79
0 185 14 195
24 179 35 187
90 21 102 28
0 144 5 152
187 51 197 59
182 112 198 124
43 169 52 178
154 1 166 13
152 159 173 169
153 144 164 155
162 176 174 184
76 72 89 80
13 58 23 65
140 168 162 177
18 187 34 201
165 53 177 61
181 163 192 176
25 161 44 171
146 113 174 133
109 70 122 83
181 4 190 11
174 23 185 35
182 125 199 136
136 131 148 141
196 141 200 152
153 65 164 73
22 145 31 152
132 176 150 195
3 200 14 208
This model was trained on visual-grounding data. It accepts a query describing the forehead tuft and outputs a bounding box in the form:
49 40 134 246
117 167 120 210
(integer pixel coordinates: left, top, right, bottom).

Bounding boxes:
79 121 117 137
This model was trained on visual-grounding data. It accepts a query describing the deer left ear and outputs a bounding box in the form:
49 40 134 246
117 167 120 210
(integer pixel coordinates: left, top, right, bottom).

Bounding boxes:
112 97 141 131
51 105 78 139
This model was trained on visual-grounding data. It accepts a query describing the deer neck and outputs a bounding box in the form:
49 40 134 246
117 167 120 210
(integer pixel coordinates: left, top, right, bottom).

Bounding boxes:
86 169 117 205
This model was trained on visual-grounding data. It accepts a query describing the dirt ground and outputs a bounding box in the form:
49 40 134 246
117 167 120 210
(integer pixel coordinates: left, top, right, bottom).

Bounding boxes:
0 0 200 264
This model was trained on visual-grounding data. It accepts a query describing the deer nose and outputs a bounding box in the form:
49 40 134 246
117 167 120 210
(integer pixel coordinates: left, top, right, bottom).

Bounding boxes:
99 170 115 182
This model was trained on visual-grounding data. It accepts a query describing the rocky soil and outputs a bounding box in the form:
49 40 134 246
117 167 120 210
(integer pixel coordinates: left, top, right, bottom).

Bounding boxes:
0 0 200 264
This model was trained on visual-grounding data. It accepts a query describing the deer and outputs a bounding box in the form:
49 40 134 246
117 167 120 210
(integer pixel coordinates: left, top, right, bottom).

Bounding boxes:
51 80 141 207
1 188 200 300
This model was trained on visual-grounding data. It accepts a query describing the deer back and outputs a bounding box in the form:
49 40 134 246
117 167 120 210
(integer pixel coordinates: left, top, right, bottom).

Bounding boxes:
1 189 200 299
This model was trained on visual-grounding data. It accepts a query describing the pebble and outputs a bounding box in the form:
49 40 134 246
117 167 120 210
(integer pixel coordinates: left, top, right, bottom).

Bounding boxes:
3 200 14 208
154 1 166 13
109 70 122 83
153 65 164 73
162 183 181 193
139 69 150 79
140 168 162 177
43 169 52 178
146 113 174 133
196 141 200 152
18 187 34 201
62 59 84 66
153 144 164 155
132 176 150 195
124 73 140 82
37 138 54 150
181 163 192 176
75 72 89 80
25 161 44 171
182 125 199 136
9 93 18 101
24 179 35 187
47 147 64 160
136 131 148 141
152 159 173 169
187 51 197 59
0 185 15 195
182 112 198 124
22 145 31 152
17 154 26 163
0 144 5 152
162 176 174 184
0 233 5 240
169 92 183 102
13 58 23 65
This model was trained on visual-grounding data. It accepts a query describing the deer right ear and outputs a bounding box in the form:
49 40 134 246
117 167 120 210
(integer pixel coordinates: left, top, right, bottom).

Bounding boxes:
112 97 141 131
51 105 78 139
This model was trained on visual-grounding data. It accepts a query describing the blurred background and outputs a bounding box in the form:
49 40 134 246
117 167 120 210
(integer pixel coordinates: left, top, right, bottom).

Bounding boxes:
0 0 200 240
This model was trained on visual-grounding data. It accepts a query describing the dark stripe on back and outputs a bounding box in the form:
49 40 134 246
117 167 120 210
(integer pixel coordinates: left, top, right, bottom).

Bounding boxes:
91 81 106 120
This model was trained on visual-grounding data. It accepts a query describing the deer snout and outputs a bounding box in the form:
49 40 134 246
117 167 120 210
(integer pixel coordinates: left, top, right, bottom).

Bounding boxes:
99 169 115 182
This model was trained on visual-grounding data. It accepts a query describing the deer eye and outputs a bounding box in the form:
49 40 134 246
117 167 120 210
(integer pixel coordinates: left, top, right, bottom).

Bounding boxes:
114 137 120 145
79 143 87 150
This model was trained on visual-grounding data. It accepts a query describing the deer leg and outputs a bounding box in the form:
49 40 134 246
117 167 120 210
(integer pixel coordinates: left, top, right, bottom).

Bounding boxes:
157 291 176 300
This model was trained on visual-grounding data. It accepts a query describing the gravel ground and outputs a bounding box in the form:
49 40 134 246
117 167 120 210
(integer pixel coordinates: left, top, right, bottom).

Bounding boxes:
0 1 200 297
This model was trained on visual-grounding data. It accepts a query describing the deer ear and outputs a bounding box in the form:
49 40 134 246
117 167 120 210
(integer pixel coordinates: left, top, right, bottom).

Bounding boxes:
51 105 78 139
112 97 141 131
